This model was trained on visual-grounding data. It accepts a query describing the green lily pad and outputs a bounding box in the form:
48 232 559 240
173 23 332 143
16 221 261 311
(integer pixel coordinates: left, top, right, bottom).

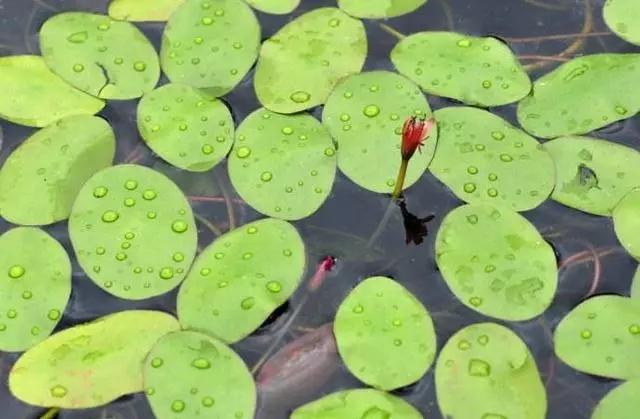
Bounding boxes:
391 32 531 107
544 136 640 216
436 322 546 419
0 228 71 352
291 388 422 419
0 55 105 127
254 7 367 114
604 0 640 46
333 276 436 391
0 115 116 226
430 107 555 211
137 83 234 172
178 218 305 343
228 109 336 220
517 54 640 138
108 0 185 22
338 0 426 18
435 204 557 321
245 0 299 14
40 12 160 100
161 0 260 96
69 165 197 300
554 295 640 379
613 189 640 260
9 310 180 408
144 331 256 419
630 266 640 299
592 379 640 419
322 71 436 194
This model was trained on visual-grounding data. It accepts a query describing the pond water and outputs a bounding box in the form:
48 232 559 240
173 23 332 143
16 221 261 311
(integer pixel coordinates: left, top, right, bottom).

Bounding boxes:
0 0 637 418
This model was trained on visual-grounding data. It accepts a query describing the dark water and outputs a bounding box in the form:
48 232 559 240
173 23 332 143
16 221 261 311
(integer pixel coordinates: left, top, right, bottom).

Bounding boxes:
0 0 638 418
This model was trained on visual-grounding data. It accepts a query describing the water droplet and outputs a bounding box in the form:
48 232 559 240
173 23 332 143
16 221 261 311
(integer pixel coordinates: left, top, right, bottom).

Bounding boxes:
202 397 215 407
500 153 513 162
482 80 492 89
133 62 146 72
218 280 228 288
172 220 188 233
241 297 255 310
580 329 592 339
67 31 88 43
466 214 478 224
363 104 380 118
458 340 471 350
484 264 496 273
463 183 477 193
21 290 32 299
171 400 185 413
242 252 253 260
324 147 336 157
8 265 25 279
468 358 491 377
469 296 483 307
151 357 163 368
192 357 211 369
488 173 498 181
93 186 108 198
214 8 225 16
629 324 640 335
343 91 353 99
615 106 628 115
487 188 498 198
214 252 225 260
124 180 138 190
142 189 157 201
282 126 294 135
124 198 136 207
50 385 67 398
200 268 211 276
31 326 40 335
7 309 17 319
457 39 472 47
104 281 113 288
115 252 127 261
194 36 204 44
236 146 251 158
328 18 340 27
467 166 479 175
147 211 157 219
290 91 311 103
101 210 119 223
114 57 124 65
48 309 61 321
353 304 364 314
283 249 292 257
159 267 174 280
146 387 155 396
202 16 213 25
201 144 214 155
72 63 84 72
393 339 403 346
266 281 282 293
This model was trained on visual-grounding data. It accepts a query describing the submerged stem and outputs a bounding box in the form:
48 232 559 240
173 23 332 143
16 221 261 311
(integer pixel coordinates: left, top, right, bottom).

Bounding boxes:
194 213 223 237
378 23 406 40
505 31 612 43
40 407 60 419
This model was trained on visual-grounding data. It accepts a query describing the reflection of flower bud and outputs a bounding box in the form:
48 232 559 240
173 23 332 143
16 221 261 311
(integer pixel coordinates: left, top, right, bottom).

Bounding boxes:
401 116 436 161
308 256 337 291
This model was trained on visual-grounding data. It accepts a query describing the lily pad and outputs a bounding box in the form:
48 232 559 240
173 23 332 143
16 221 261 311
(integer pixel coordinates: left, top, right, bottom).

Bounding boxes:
322 71 436 194
517 54 640 138
40 12 160 99
435 203 557 321
0 115 116 226
144 331 256 419
613 189 640 260
69 165 197 300
178 218 305 343
333 276 436 391
338 0 426 19
544 136 640 216
161 0 261 96
137 83 234 172
430 107 555 211
108 0 185 22
9 310 180 408
291 388 422 419
436 322 546 419
603 0 640 46
391 32 531 107
0 55 105 127
245 0 299 14
228 109 336 220
0 228 71 352
254 7 367 114
631 266 640 299
591 379 640 419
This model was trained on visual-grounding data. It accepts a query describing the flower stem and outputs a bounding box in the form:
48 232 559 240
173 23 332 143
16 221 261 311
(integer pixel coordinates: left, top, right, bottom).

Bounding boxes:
40 407 59 419
392 159 409 200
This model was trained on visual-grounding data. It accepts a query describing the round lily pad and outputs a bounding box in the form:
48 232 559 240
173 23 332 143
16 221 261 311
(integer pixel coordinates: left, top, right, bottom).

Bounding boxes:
0 55 105 127
436 322 546 419
322 71 436 194
604 0 640 46
246 0 299 14
391 32 531 107
435 203 557 321
631 266 640 299
613 189 640 260
592 379 640 419
144 331 256 419
0 115 116 226
160 0 260 96
430 107 555 211
108 0 185 22
228 109 336 220
178 218 305 343
544 136 640 216
40 12 160 99
137 83 234 172
338 0 426 18
517 54 640 138
69 164 197 300
0 228 71 352
291 388 422 419
254 7 367 114
333 276 436 391
9 310 180 408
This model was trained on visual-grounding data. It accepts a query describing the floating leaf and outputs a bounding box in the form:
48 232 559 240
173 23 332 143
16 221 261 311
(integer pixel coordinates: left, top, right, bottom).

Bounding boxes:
544 136 640 216
322 71 436 193
144 330 256 419
613 189 640 260
161 0 260 96
9 310 179 408
228 109 336 220
254 7 367 114
0 55 104 127
338 0 426 19
631 266 640 299
108 0 185 22
178 218 305 343
592 379 640 419
603 0 640 46
430 107 554 211
69 165 197 300
137 83 234 172
435 204 557 321
291 388 422 419
245 0 299 14
436 322 546 419
40 12 160 99
333 276 436 391
517 54 640 138
0 228 71 352
391 32 531 107
0 115 115 226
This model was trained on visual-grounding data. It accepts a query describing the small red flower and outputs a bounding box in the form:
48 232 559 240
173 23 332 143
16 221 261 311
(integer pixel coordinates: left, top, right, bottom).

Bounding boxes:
401 116 436 160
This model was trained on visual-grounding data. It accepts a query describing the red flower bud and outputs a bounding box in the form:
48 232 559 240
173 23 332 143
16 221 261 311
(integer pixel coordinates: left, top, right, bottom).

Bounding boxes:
401 116 436 160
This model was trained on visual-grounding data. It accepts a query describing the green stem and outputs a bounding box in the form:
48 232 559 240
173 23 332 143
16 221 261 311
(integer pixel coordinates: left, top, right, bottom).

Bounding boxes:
194 213 223 237
40 407 60 419
378 23 406 40
392 159 409 200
